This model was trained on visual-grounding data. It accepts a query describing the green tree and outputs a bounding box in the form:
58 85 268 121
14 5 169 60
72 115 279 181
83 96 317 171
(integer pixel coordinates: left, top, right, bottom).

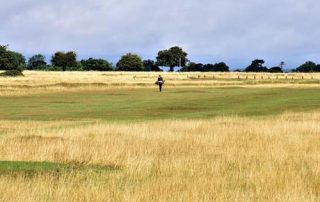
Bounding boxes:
269 66 283 73
10 51 26 70
65 62 83 71
0 45 25 71
156 46 188 72
245 59 268 72
201 63 214 72
315 65 320 72
181 62 229 72
143 60 160 71
116 53 144 71
27 54 47 70
210 62 229 72
51 51 77 71
81 58 113 71
294 61 317 72
181 62 203 71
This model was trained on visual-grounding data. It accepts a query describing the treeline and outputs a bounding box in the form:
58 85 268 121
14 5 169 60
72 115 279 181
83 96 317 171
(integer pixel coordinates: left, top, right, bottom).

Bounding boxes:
1 44 320 73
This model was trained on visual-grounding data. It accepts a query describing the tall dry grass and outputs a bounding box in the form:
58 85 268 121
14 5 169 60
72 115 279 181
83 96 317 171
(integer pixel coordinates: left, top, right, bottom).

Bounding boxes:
1 112 320 201
1 71 320 96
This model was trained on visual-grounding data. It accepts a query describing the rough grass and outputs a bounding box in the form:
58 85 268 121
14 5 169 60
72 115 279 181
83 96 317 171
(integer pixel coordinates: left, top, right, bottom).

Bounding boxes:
1 71 320 96
1 113 320 201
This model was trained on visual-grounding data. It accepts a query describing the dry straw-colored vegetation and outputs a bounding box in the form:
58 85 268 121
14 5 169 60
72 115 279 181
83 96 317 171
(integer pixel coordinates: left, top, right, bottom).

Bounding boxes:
1 71 320 96
0 112 320 201
1 71 320 201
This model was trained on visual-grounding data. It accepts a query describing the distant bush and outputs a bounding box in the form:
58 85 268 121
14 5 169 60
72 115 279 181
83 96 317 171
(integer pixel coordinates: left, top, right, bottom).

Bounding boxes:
39 63 83 71
65 62 83 71
45 65 63 71
203 62 229 72
181 62 229 72
268 66 283 73
30 65 49 70
81 58 113 71
143 60 161 71
0 70 24 77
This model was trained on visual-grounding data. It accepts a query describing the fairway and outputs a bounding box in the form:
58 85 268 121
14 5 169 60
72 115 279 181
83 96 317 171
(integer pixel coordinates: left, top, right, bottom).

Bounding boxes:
0 88 320 121
1 87 320 121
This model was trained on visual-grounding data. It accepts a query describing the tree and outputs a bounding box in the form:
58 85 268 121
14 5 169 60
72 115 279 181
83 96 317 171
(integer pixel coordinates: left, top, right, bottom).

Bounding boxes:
116 53 144 71
181 62 229 72
156 46 188 72
294 61 317 72
269 66 283 73
315 64 320 72
27 54 47 70
245 59 268 72
143 60 161 71
181 62 203 71
0 45 25 71
81 58 113 71
51 51 77 71
10 51 26 70
210 62 229 72
201 64 214 72
65 62 83 71
279 61 286 69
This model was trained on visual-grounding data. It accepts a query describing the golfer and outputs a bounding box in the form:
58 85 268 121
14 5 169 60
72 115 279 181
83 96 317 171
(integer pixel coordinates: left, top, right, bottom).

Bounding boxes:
156 75 164 92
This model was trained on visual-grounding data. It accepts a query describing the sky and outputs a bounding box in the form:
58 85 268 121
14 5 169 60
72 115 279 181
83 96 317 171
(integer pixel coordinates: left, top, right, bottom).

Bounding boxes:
1 0 320 70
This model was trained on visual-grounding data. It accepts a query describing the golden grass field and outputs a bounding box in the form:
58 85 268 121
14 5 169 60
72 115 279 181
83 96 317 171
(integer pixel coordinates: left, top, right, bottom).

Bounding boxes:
1 71 320 96
0 71 320 201
1 113 320 201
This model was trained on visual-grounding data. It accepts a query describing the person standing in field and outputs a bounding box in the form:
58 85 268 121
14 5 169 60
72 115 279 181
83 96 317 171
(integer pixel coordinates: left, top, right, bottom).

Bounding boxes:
156 75 164 92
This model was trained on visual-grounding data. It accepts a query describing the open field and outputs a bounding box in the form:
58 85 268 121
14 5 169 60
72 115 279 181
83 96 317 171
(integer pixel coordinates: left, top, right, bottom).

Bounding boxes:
1 71 320 201
1 71 320 96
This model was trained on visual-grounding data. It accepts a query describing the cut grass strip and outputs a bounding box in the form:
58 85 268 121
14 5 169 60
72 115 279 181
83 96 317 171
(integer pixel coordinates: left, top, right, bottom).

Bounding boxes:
0 161 120 177
2 87 320 122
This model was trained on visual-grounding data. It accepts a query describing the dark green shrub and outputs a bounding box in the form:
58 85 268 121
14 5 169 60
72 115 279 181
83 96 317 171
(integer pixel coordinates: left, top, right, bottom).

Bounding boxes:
0 70 24 77
81 58 113 71
45 65 63 71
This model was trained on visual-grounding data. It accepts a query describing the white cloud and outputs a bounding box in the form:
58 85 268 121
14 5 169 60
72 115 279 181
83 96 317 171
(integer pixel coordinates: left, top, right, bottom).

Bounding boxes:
1 0 320 68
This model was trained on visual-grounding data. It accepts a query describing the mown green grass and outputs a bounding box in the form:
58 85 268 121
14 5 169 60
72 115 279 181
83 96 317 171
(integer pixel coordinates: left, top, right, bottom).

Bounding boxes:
0 161 120 176
1 87 320 121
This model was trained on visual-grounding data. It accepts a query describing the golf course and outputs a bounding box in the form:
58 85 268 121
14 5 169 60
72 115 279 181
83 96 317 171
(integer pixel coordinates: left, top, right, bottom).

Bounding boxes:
1 71 320 201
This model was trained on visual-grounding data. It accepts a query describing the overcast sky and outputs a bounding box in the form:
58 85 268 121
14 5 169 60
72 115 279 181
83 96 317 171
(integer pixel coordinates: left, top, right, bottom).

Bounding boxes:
1 0 320 69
